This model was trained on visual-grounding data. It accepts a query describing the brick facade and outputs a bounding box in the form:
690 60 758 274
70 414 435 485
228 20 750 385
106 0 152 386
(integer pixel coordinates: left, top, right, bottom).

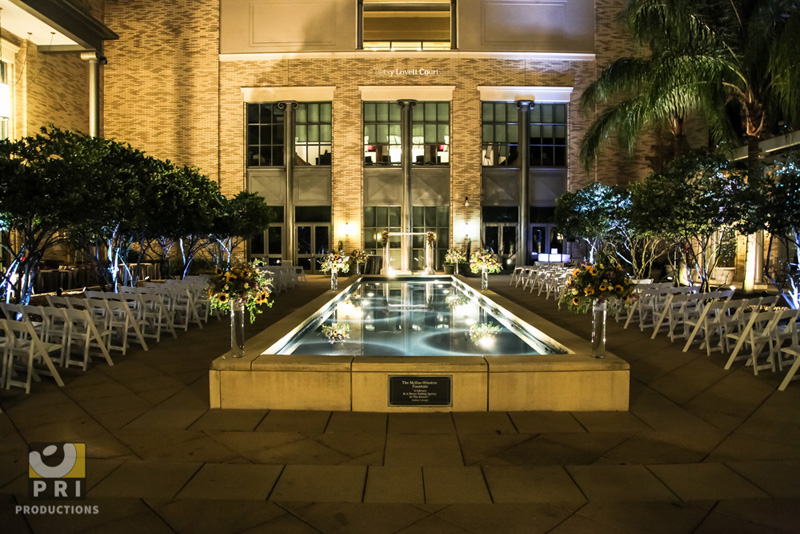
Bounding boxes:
218 57 595 250
5 36 90 138
103 0 220 179
100 0 663 257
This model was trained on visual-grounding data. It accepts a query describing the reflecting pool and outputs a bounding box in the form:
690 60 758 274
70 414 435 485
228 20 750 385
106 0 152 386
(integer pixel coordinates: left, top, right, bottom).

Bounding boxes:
269 276 565 356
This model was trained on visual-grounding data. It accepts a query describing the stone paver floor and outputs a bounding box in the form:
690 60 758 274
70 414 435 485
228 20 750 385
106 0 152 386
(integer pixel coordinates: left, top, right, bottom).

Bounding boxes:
1 274 799 533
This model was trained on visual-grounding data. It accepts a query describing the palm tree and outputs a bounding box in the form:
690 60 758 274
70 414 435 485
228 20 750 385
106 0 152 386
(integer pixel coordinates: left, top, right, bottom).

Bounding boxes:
582 0 800 175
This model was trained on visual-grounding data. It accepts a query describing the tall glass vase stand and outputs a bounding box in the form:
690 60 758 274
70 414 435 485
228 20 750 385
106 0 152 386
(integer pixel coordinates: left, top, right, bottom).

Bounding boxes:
231 302 245 358
591 300 607 358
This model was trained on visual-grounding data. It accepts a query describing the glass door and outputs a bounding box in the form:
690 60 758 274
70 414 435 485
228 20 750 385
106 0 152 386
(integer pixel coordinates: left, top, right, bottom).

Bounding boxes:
483 223 517 269
296 224 330 273
530 225 547 262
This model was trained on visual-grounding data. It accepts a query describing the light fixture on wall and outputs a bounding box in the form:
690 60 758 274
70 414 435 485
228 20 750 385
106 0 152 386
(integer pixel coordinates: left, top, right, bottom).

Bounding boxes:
464 196 469 207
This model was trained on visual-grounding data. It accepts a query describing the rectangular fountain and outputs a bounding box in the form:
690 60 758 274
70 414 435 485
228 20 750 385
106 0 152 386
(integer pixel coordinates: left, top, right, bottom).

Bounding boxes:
209 276 630 412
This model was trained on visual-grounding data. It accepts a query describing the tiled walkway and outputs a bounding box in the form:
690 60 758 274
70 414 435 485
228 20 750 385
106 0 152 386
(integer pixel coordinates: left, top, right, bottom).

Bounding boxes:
2 274 799 533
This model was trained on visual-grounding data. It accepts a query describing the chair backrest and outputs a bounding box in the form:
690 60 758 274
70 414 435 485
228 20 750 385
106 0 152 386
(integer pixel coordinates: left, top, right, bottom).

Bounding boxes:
46 295 72 308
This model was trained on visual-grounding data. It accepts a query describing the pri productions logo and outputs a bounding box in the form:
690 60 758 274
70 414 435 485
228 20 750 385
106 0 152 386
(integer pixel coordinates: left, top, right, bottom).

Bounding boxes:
28 443 86 499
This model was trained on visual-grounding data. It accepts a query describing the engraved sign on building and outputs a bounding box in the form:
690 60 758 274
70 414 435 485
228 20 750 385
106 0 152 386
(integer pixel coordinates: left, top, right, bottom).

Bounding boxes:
389 376 452 406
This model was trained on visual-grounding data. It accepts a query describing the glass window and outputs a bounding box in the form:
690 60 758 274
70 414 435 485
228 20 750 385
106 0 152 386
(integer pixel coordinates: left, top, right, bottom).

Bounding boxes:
364 102 402 166
411 205 449 270
362 1 451 50
412 101 449 166
295 102 332 166
246 101 332 168
363 206 402 254
481 102 567 168
481 102 519 167
246 102 285 167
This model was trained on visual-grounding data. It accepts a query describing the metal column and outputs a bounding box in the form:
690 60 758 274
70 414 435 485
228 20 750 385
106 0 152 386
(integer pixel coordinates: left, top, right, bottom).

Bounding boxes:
398 100 416 272
516 100 533 267
357 0 364 49
450 0 458 49
80 52 101 137
280 101 297 265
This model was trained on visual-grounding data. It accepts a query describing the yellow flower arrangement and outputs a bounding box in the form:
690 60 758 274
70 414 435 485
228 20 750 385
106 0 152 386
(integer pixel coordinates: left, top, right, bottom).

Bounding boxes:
558 262 636 314
207 261 273 322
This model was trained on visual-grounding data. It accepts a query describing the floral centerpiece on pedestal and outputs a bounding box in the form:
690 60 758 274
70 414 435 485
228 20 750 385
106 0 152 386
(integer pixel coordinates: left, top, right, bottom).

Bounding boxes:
444 248 467 275
319 252 350 291
558 262 635 358
207 262 273 358
351 249 368 274
207 262 273 322
558 263 635 313
445 249 466 265
424 232 436 274
470 249 502 290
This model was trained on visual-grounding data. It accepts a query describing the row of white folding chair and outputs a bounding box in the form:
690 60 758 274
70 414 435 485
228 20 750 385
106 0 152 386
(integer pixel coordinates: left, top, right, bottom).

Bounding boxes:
47 295 143 358
537 267 571 297
627 285 698 331
681 296 762 356
1 318 65 394
118 286 179 340
650 289 735 342
141 282 204 330
517 264 560 293
621 283 673 328
510 267 532 287
85 291 157 352
0 302 112 385
545 271 571 300
723 308 800 374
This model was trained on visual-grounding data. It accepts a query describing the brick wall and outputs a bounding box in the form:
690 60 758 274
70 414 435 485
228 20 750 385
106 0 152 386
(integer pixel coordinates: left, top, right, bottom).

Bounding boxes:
103 0 219 179
8 39 89 138
103 0 657 251
218 57 594 248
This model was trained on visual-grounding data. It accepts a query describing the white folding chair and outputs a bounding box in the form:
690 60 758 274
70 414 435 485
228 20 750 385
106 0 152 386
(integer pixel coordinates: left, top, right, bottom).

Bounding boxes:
2 318 65 393
62 308 113 370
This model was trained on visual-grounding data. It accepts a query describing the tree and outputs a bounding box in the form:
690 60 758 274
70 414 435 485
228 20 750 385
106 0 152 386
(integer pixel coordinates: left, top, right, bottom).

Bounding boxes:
64 131 160 291
0 130 86 303
209 191 273 268
607 186 665 280
631 151 746 291
622 0 800 173
738 151 800 308
582 0 800 175
554 183 620 263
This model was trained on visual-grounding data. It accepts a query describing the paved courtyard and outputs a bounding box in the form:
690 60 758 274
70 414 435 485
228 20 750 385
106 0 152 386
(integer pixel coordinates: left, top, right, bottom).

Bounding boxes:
1 274 799 533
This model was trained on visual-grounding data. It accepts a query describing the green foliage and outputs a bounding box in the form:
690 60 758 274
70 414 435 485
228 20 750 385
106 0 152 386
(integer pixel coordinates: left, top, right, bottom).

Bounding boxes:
631 150 747 290
0 126 275 300
554 183 622 262
581 0 800 173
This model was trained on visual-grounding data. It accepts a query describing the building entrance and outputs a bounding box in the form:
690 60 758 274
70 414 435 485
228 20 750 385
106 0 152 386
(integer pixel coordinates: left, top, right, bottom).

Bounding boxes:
296 224 330 273
484 223 517 270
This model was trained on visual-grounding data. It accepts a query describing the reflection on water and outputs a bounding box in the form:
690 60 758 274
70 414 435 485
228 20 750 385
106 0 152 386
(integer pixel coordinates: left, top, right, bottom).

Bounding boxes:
276 278 563 356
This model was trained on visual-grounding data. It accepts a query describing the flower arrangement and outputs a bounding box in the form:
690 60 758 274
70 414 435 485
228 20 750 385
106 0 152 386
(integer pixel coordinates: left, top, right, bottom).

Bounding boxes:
426 231 436 245
469 250 502 274
207 262 273 322
444 249 466 264
351 249 368 265
321 323 350 344
381 230 390 245
319 252 350 274
558 262 636 314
